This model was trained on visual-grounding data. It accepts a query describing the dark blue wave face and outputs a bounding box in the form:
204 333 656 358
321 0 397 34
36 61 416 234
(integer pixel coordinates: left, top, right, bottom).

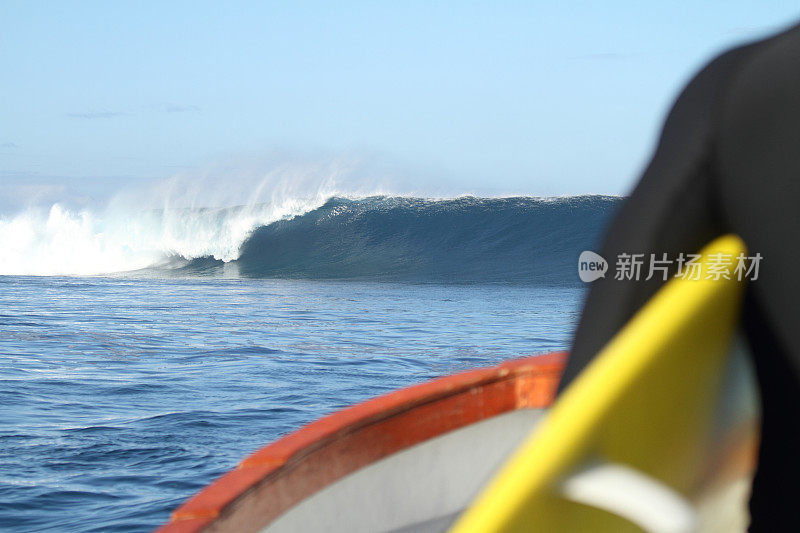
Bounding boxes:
179 196 621 284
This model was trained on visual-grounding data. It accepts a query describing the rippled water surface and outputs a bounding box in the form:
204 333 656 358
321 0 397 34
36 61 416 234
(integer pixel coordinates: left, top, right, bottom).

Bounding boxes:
0 276 583 531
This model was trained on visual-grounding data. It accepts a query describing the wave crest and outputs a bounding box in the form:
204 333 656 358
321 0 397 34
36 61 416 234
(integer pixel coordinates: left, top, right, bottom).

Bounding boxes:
0 195 621 282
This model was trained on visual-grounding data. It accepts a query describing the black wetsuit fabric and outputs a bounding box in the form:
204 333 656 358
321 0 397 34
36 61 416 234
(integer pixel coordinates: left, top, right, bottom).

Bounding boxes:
559 23 800 531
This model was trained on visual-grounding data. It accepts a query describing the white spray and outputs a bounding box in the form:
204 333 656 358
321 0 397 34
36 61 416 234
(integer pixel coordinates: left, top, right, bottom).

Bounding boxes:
0 157 393 276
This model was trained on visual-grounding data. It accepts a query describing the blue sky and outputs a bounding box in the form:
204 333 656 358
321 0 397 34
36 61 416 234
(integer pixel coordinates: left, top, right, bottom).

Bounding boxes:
1 1 798 205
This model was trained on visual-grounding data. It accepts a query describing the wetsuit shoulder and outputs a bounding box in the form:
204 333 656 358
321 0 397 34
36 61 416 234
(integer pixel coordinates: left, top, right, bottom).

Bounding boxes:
561 26 793 390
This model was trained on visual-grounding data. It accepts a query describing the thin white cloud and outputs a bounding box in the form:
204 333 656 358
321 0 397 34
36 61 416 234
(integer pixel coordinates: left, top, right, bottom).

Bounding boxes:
569 52 632 61
67 110 125 119
158 103 201 113
66 104 201 119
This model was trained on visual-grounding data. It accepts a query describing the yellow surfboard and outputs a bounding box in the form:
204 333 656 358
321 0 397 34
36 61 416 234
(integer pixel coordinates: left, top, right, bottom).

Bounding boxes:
451 234 754 532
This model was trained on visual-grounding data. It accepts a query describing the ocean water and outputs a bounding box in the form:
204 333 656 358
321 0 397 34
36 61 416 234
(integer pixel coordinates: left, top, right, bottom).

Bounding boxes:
0 276 583 532
0 195 616 531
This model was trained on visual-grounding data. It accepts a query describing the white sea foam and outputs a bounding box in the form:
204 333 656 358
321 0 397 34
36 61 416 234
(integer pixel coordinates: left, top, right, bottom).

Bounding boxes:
0 158 384 276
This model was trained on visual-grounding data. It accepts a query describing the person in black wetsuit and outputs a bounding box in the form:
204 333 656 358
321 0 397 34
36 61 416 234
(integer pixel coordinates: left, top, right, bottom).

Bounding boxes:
558 22 800 532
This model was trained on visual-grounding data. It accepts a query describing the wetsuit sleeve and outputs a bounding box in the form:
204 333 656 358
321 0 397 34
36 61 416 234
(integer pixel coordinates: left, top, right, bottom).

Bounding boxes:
558 46 756 391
